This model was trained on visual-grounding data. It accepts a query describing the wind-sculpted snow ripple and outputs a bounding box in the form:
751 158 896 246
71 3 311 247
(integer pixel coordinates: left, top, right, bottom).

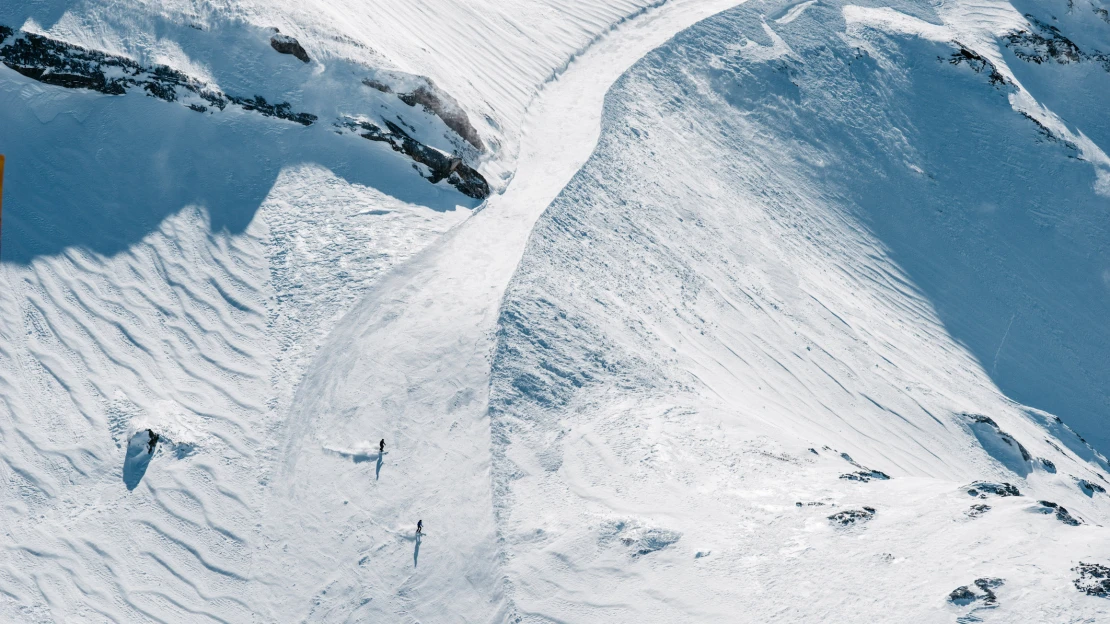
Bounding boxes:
0 208 269 621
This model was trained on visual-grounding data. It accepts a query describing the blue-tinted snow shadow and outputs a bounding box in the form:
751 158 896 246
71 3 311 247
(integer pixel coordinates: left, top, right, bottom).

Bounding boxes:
0 66 475 264
122 430 156 490
413 534 421 567
697 4 1110 453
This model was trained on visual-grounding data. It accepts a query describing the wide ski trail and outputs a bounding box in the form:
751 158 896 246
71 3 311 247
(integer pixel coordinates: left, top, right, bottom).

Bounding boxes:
262 0 748 620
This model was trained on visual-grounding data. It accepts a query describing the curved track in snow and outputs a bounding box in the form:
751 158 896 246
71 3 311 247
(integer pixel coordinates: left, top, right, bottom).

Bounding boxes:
266 0 748 619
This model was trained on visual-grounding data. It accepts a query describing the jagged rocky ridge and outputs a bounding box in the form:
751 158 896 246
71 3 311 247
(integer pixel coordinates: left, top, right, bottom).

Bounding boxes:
1005 15 1110 71
338 117 490 199
0 25 316 124
945 44 1011 86
363 77 485 151
0 24 490 199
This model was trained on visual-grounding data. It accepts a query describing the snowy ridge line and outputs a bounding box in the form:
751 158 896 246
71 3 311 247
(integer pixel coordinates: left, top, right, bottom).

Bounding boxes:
0 24 494 200
541 0 673 88
842 2 1110 194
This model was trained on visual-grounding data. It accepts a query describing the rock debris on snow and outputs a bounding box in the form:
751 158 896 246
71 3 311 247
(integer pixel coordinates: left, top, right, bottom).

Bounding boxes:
966 504 992 519
1036 501 1083 526
966 482 1021 498
840 469 890 482
828 507 876 526
949 577 1004 607
1073 563 1110 597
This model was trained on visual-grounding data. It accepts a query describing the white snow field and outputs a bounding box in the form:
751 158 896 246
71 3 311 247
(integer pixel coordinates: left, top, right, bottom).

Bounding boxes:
1 0 1110 621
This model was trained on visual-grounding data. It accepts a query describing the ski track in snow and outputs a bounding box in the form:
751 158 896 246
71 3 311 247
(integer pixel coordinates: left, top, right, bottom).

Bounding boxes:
267 1 751 620
0 0 752 621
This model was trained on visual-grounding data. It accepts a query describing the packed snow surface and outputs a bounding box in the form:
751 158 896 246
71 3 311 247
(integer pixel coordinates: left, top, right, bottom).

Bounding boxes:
2 0 1110 621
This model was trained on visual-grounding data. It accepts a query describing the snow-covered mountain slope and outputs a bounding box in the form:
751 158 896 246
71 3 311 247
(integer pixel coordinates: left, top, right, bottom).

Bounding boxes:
2 0 1110 621
0 0 749 621
491 0 1110 620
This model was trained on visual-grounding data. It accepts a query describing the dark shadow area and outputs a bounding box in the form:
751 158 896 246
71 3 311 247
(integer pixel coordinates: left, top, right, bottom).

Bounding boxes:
0 65 475 264
122 429 157 490
413 534 421 567
376 453 384 480
695 3 1110 453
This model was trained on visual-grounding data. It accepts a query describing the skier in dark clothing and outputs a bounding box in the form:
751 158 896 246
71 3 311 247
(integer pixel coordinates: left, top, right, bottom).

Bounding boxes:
380 438 385 453
416 519 423 536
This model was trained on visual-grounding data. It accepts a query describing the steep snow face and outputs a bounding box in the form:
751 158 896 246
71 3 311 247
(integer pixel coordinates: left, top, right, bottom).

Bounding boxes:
491 0 1110 620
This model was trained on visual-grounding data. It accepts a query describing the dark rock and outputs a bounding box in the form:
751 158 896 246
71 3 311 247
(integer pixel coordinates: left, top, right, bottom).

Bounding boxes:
0 26 314 126
339 116 490 199
945 43 1010 86
828 507 875 526
840 469 890 482
1040 458 1056 473
362 78 392 93
0 30 137 95
1019 111 1080 154
1005 15 1110 72
1037 500 1082 526
270 33 310 63
948 586 977 605
1007 17 1083 65
967 481 1021 497
967 503 991 518
837 452 890 481
1079 479 1106 495
227 94 316 126
974 577 1003 605
949 578 1004 607
397 83 484 150
1074 562 1110 597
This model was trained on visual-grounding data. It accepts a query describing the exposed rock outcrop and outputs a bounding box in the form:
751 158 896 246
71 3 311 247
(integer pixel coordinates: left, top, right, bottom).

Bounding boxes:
1037 500 1082 526
966 481 1021 498
270 31 310 63
1074 562 1110 597
828 507 875 526
0 26 316 125
340 116 490 199
363 77 485 151
949 578 1004 606
945 43 1010 86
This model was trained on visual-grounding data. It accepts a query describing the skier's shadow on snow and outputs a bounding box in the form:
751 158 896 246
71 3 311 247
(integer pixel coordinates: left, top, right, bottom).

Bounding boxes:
376 453 384 481
122 430 157 490
413 534 421 567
